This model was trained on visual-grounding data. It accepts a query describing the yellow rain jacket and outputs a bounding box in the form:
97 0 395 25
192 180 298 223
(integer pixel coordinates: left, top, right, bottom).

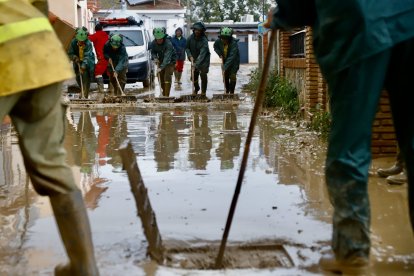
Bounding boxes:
0 0 73 96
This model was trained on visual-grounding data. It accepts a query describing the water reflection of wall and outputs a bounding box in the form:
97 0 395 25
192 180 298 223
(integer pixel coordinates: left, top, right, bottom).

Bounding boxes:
216 112 241 170
154 112 179 172
188 111 212 170
0 122 37 269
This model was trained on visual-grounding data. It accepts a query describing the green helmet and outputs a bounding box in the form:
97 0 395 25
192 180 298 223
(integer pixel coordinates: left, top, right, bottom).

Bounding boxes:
110 34 122 48
192 21 206 31
153 27 166 39
220 27 233 38
75 27 88 41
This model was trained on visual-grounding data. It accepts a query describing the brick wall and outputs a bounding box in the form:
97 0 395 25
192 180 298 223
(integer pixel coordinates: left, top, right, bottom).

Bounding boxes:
372 91 398 156
278 28 396 156
279 27 327 120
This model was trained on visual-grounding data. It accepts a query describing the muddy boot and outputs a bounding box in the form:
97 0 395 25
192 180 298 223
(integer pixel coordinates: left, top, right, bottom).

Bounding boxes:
193 81 200 95
109 83 114 97
164 82 172 97
50 190 99 276
174 71 179 84
229 80 236 94
96 77 105 102
225 77 230 94
84 88 90 100
201 79 207 96
386 170 407 185
176 72 182 85
377 160 403 178
319 252 369 275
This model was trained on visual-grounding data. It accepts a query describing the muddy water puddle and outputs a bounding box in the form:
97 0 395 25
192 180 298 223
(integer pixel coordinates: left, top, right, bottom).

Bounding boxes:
1 64 414 275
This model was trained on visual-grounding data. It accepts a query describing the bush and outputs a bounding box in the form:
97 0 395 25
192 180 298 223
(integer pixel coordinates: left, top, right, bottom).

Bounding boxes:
308 110 331 139
245 68 300 117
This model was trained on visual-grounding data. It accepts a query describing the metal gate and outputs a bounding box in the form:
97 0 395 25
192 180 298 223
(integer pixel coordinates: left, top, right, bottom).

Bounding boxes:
238 41 248 64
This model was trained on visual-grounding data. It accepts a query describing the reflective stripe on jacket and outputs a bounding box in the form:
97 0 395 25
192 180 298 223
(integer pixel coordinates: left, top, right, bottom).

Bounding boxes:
0 0 73 96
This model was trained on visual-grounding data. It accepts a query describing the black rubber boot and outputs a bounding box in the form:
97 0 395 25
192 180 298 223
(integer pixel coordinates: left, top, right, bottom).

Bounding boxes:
193 81 200 95
176 72 182 84
201 77 208 96
229 80 236 94
50 190 99 276
164 82 172 97
225 77 230 94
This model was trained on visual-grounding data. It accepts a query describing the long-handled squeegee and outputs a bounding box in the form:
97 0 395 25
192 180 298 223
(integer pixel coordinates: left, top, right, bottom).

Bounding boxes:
215 29 278 269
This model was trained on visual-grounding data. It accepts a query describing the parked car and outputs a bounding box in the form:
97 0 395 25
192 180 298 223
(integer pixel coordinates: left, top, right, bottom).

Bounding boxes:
100 12 154 87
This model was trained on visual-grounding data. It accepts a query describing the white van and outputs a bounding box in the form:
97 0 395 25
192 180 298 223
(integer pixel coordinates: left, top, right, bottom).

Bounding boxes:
100 11 154 87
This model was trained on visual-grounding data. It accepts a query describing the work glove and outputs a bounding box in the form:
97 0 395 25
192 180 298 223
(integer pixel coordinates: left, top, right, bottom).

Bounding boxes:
113 71 118 78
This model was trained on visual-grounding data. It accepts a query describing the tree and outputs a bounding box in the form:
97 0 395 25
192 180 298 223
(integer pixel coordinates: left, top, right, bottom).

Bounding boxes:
192 0 272 23
194 0 222 22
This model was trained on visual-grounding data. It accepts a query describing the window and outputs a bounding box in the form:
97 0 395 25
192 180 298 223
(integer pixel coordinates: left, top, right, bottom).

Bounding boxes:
108 30 144 46
289 30 305 58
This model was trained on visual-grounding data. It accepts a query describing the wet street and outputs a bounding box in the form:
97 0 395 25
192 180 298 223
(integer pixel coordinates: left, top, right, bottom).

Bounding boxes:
1 64 414 275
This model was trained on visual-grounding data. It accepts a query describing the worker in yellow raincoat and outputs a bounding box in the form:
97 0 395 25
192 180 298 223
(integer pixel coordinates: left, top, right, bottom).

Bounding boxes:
0 0 99 275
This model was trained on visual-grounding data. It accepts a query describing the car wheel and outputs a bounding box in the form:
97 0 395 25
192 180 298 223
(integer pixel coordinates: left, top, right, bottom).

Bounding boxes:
143 71 155 88
143 79 150 88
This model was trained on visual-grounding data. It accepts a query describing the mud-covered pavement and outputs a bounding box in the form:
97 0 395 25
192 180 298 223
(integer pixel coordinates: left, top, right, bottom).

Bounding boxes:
1 64 414 275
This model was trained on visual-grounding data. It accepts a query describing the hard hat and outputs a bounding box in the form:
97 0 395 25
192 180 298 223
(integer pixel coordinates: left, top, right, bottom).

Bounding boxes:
220 27 233 38
75 27 88 41
192 21 206 31
153 27 166 39
110 34 122 48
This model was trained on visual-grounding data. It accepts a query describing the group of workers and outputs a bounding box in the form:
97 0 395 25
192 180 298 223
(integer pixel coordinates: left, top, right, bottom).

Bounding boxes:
150 21 241 97
2 0 414 275
69 21 242 99
68 24 128 99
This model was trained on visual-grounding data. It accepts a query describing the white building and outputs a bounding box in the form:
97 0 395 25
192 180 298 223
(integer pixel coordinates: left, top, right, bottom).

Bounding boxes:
49 0 93 28
97 0 186 37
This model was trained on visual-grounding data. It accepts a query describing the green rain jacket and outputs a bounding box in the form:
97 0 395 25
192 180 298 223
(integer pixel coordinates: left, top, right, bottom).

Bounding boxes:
103 41 129 73
213 38 240 74
68 38 95 77
150 36 177 70
271 0 414 77
185 33 210 70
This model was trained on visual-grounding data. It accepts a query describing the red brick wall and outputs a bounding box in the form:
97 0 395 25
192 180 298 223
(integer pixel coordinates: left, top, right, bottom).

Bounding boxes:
372 91 398 156
278 28 396 156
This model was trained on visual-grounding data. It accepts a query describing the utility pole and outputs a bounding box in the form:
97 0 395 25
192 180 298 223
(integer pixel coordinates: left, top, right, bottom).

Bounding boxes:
186 0 191 37
262 0 265 21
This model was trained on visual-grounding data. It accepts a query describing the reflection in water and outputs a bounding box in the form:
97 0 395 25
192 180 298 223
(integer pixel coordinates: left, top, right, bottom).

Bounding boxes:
75 111 97 176
188 111 212 170
65 110 108 209
96 113 113 166
0 120 36 272
216 112 241 170
107 114 128 171
154 112 179 172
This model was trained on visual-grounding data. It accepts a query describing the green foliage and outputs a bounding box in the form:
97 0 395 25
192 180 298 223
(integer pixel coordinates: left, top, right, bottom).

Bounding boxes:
193 0 270 22
194 0 223 22
244 67 261 91
308 110 331 139
245 68 300 117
